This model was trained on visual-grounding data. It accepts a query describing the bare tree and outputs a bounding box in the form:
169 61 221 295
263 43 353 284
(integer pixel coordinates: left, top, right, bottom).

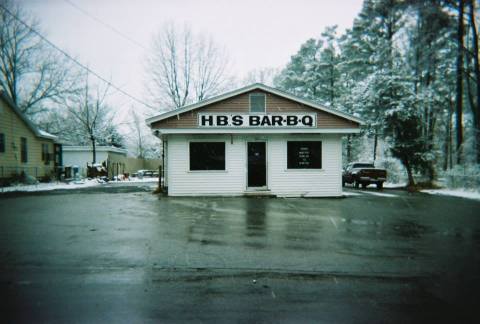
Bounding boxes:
124 108 160 159
71 78 107 164
0 0 78 117
47 74 123 164
128 109 146 158
146 23 230 110
242 67 280 86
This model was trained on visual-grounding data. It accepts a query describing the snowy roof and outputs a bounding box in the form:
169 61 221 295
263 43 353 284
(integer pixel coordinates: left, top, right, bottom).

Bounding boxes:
146 83 365 126
0 91 58 141
37 129 57 140
62 145 128 155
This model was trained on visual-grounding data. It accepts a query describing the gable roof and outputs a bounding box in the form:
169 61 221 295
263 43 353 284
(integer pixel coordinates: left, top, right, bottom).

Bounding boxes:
146 83 364 126
0 91 57 141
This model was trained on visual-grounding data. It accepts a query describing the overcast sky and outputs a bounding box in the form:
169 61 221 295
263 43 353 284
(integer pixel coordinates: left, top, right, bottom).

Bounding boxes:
20 0 363 119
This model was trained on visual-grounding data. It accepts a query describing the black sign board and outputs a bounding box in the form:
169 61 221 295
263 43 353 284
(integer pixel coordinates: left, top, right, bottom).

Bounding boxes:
287 141 322 169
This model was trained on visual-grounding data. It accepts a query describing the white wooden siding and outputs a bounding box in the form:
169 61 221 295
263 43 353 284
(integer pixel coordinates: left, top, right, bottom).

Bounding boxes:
268 134 342 197
167 134 342 197
167 135 246 196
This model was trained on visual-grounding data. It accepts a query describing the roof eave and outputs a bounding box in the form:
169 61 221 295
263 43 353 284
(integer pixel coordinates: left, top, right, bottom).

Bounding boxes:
0 91 59 141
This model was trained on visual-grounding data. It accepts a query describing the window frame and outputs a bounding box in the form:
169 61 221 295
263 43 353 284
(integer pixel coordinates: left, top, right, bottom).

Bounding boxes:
188 140 227 172
249 93 266 114
41 143 47 161
20 137 28 163
41 143 50 164
286 141 322 170
0 133 5 153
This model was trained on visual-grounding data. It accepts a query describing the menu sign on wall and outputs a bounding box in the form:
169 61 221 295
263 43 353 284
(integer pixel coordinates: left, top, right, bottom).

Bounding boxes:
198 113 316 128
287 141 322 169
298 146 311 167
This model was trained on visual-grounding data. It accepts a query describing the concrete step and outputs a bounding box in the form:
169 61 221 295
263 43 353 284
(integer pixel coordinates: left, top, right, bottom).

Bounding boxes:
243 190 276 197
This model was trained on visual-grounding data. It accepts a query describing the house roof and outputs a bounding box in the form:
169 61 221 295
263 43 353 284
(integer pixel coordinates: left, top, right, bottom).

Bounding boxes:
146 83 365 126
0 91 57 141
62 145 128 155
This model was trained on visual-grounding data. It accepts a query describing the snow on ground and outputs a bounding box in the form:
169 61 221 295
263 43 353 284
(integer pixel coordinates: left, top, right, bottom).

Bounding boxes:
421 189 480 201
119 177 160 183
1 179 101 193
383 182 406 189
342 191 363 197
361 191 398 198
349 182 406 189
0 177 159 193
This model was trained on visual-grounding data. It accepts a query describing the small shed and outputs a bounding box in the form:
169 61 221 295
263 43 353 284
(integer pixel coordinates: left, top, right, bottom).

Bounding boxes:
62 146 128 178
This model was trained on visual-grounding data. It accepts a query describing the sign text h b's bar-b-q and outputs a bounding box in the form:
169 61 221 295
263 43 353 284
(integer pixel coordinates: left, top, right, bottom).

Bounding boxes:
198 113 317 128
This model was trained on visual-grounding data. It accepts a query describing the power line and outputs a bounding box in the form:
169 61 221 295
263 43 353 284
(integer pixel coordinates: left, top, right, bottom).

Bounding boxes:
63 0 149 51
0 2 157 111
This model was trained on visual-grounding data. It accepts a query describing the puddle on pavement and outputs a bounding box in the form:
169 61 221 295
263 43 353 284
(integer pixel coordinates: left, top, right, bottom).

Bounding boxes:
391 220 430 238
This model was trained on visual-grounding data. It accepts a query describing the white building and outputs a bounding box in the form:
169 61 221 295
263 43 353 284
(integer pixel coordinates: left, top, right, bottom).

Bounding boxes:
147 84 363 197
62 146 128 177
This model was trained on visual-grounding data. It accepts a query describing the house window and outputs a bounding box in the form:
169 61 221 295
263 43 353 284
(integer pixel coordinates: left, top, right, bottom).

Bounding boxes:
20 137 28 163
250 93 266 113
189 142 225 171
0 133 4 153
41 143 50 164
287 141 322 169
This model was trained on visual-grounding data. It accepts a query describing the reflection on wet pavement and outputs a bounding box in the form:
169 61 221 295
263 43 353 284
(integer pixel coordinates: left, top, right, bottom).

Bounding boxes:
1 188 479 322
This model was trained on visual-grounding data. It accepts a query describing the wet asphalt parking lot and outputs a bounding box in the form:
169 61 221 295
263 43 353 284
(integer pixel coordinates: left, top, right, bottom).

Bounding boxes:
0 184 479 323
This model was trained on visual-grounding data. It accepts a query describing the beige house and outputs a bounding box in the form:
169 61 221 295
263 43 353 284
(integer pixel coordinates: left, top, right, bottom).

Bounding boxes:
0 91 60 181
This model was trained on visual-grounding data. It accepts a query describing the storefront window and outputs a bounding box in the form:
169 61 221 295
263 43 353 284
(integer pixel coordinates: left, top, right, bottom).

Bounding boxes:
190 142 225 170
287 141 322 169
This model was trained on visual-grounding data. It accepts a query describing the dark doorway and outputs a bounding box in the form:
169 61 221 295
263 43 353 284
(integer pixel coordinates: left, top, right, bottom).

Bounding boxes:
247 142 267 188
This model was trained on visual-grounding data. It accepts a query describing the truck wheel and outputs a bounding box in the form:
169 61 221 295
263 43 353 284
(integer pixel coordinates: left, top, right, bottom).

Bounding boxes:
354 181 360 189
377 182 383 190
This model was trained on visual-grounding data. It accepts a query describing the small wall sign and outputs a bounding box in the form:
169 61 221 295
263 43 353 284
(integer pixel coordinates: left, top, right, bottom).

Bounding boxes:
198 113 316 128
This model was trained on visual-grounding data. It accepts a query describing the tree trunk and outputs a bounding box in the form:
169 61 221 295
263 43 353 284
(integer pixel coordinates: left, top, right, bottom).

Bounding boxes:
373 130 378 162
455 0 465 165
404 158 415 187
444 107 453 171
346 135 352 163
330 61 335 105
443 119 449 171
91 136 96 164
449 101 454 169
467 0 480 163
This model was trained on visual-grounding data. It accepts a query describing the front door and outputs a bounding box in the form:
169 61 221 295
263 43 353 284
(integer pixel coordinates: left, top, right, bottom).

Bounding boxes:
247 142 266 188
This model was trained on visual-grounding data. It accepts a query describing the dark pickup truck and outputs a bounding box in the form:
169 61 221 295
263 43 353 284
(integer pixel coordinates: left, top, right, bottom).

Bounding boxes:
342 162 387 189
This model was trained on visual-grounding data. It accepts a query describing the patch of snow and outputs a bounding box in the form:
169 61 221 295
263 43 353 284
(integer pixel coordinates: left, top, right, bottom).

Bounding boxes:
0 177 160 193
114 177 159 183
421 189 480 201
342 191 363 196
360 182 405 189
38 129 56 138
383 182 406 189
0 179 101 193
361 191 398 198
